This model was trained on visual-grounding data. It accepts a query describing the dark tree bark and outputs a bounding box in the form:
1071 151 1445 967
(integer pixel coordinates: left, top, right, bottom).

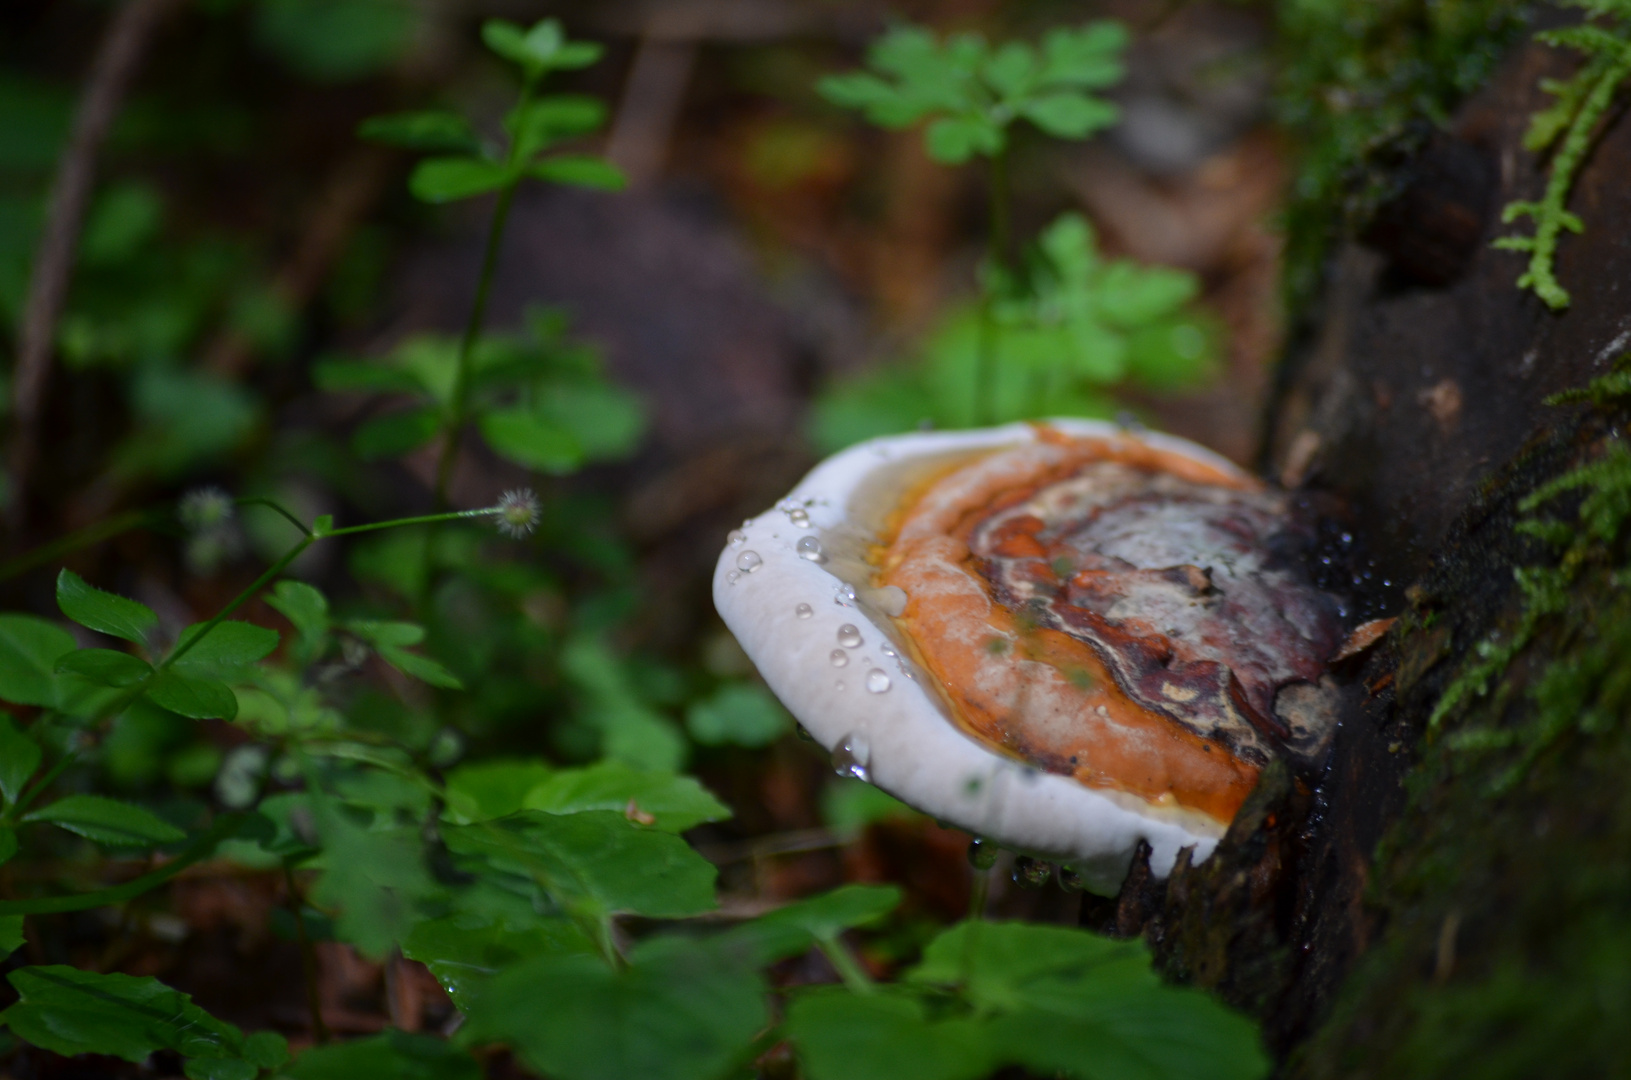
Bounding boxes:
1085 28 1631 1076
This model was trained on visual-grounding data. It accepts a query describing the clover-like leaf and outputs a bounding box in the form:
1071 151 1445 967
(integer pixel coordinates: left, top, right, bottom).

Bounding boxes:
1020 92 1118 138
528 155 627 191
358 110 482 154
409 157 511 204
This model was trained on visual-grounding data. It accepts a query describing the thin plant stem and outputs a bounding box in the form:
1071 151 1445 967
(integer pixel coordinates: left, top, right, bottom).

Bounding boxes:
236 497 314 538
0 509 156 582
818 934 875 994
432 72 537 508
284 863 331 1044
0 814 252 915
969 864 991 921
974 147 1013 427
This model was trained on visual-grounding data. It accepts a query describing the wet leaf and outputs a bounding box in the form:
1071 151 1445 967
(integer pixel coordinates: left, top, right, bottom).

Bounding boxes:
445 810 717 919
521 760 731 832
461 937 765 1080
725 884 901 964
787 988 996 1080
402 916 596 1010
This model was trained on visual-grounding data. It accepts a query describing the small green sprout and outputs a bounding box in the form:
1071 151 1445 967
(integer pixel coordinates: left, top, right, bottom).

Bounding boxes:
819 21 1127 164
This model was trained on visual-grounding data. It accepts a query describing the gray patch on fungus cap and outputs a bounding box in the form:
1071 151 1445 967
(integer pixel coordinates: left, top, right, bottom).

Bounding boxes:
712 420 1334 893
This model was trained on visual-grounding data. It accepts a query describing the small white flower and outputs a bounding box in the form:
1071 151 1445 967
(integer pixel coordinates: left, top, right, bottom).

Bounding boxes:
178 487 234 531
494 488 541 538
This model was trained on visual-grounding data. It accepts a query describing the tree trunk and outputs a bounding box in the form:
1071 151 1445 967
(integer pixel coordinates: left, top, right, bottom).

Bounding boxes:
1084 26 1631 1076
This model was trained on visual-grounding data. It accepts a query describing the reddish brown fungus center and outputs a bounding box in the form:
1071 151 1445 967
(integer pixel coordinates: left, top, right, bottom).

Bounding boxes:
879 436 1346 825
966 464 1345 767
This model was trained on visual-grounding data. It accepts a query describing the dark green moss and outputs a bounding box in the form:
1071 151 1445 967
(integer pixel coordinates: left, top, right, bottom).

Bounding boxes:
1275 0 1531 316
1291 375 1631 1078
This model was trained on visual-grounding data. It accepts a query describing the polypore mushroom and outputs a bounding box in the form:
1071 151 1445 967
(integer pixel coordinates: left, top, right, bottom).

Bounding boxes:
714 420 1345 891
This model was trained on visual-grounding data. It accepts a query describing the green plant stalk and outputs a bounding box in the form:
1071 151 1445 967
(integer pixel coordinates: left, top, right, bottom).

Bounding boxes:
817 933 875 994
284 863 331 1044
968 863 991 921
433 77 538 507
0 509 157 582
974 146 1013 427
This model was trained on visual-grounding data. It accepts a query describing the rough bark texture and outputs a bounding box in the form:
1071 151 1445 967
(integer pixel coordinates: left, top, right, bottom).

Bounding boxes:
1084 28 1631 1075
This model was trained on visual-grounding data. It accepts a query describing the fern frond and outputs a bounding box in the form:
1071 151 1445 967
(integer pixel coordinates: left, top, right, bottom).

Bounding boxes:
1497 7 1631 310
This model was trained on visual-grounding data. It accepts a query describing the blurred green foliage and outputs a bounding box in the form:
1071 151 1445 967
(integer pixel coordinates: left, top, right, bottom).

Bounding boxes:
0 11 1269 1080
812 213 1216 451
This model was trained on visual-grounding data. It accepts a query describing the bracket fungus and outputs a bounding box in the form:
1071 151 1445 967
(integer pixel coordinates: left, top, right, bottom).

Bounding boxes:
714 420 1347 892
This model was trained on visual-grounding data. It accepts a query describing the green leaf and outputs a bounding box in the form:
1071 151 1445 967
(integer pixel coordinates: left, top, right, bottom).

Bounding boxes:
172 621 280 675
288 1029 480 1080
482 18 560 70
685 682 791 747
478 407 584 473
725 884 902 964
377 645 465 689
983 41 1037 100
56 569 157 645
521 760 731 832
925 115 1003 163
786 987 997 1080
253 0 417 82
1095 262 1197 327
358 110 481 154
309 814 444 959
409 157 511 204
0 717 43 805
146 671 240 721
0 914 23 959
444 810 717 919
1020 92 1119 138
460 937 766 1080
402 916 595 1011
550 42 605 70
0 614 77 707
527 380 646 463
352 405 443 460
312 357 427 395
0 828 16 866
911 922 1150 1012
55 648 152 687
511 96 608 152
444 760 556 823
821 778 919 836
1038 22 1128 88
346 619 424 648
528 155 627 191
267 581 330 664
23 794 186 848
0 965 268 1072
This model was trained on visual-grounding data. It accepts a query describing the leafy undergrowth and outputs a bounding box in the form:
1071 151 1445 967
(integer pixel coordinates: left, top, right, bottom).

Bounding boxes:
0 11 1268 1080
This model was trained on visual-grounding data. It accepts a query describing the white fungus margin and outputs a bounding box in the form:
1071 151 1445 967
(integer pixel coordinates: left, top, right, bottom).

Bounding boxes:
712 419 1253 893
